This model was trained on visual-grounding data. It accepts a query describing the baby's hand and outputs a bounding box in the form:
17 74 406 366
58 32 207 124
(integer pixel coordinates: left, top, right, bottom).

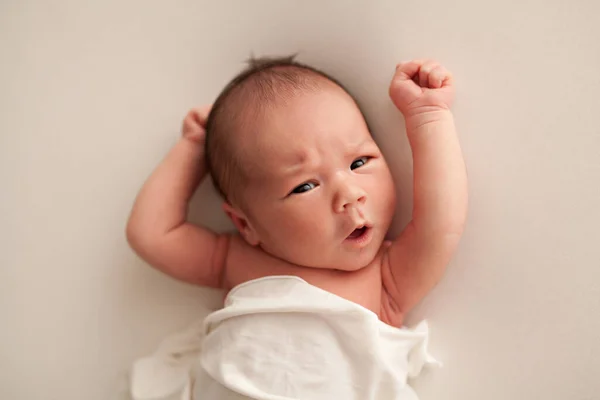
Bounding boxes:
389 60 454 117
181 105 211 144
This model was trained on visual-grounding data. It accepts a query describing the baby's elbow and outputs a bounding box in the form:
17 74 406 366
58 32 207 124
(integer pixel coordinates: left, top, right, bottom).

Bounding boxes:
125 220 139 251
125 219 150 256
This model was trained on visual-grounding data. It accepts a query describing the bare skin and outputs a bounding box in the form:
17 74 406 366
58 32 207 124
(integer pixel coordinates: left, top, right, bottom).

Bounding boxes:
126 60 468 327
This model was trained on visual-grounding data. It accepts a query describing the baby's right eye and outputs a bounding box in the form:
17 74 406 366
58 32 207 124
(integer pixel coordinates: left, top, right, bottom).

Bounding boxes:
290 182 316 195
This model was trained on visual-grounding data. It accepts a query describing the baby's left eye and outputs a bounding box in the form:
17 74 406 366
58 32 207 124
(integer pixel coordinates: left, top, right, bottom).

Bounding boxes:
350 157 370 170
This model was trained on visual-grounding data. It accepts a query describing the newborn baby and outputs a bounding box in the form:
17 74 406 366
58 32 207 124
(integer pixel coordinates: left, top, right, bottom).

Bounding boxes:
127 56 467 399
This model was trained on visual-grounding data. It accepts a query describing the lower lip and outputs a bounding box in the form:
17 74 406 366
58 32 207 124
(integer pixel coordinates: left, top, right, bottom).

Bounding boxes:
344 227 373 248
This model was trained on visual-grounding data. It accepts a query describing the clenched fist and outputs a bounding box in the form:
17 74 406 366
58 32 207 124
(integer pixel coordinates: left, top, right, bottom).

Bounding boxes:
389 60 454 117
181 105 211 144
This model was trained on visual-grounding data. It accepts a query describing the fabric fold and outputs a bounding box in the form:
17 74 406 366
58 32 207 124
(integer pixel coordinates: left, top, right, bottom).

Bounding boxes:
131 276 439 400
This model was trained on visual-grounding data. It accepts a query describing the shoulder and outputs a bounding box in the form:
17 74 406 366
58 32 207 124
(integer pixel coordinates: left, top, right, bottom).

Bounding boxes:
221 233 296 291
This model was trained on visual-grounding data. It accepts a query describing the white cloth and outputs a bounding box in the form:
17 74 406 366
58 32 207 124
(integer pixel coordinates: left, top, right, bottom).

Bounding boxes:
131 276 440 400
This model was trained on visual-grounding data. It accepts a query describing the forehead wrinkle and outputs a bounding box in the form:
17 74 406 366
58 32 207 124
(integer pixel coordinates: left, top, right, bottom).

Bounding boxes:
227 78 366 184
277 147 320 178
253 91 370 178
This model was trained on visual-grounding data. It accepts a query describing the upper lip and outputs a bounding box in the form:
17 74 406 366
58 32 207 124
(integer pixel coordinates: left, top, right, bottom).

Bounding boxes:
346 222 373 238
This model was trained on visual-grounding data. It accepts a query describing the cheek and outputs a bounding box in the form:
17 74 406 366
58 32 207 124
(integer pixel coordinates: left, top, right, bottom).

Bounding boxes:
275 200 331 237
380 176 396 203
368 174 396 212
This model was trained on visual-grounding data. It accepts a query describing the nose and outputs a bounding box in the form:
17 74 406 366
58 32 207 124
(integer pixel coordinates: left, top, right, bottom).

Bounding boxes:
333 178 367 213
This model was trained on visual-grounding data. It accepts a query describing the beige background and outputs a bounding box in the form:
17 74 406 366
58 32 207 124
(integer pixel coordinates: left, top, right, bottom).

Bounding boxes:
2 0 599 399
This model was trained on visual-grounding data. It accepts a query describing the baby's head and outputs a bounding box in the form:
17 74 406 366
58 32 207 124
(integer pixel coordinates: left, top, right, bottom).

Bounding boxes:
206 56 396 271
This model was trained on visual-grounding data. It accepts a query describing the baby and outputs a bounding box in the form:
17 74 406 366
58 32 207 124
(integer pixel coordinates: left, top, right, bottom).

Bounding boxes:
127 56 467 399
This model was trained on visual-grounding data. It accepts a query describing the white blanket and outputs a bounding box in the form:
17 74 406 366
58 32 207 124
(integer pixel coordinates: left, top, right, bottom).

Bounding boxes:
131 276 440 400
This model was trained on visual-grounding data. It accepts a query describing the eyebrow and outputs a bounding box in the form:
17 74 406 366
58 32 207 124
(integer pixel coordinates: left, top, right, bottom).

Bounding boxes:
279 136 373 177
345 137 373 156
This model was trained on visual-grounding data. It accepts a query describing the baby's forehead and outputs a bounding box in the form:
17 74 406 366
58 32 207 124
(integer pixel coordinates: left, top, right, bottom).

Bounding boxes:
237 90 372 176
206 57 371 202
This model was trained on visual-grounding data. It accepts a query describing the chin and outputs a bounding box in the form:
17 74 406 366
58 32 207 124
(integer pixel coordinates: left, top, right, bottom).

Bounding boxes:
342 263 370 272
342 245 381 271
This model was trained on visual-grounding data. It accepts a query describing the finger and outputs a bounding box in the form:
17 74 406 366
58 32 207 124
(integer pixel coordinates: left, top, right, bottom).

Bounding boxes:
390 61 423 107
193 105 212 128
182 114 195 134
394 60 424 82
441 70 454 88
418 60 439 88
429 65 447 89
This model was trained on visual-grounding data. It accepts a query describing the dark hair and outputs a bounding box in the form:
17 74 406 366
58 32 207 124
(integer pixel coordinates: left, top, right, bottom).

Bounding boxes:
205 55 358 205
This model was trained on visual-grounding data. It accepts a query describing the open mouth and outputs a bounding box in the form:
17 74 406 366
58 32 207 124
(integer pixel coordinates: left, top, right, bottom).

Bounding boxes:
348 226 368 239
344 222 373 248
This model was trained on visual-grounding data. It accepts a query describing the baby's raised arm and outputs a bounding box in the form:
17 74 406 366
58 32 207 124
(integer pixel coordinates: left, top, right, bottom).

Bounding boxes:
126 107 228 288
382 60 468 323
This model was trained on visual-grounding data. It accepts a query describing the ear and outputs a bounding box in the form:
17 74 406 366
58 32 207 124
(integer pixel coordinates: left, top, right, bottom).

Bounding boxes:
222 202 260 246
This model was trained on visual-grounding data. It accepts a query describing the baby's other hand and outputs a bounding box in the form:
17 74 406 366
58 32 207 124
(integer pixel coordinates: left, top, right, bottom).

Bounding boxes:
182 105 211 144
389 60 454 117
